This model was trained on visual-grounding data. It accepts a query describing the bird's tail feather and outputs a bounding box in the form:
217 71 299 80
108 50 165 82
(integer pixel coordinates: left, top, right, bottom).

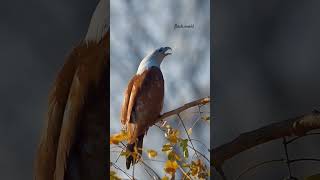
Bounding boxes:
126 134 144 169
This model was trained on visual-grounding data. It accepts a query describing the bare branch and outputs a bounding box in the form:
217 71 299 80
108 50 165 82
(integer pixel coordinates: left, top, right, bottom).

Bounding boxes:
157 97 210 122
212 110 320 171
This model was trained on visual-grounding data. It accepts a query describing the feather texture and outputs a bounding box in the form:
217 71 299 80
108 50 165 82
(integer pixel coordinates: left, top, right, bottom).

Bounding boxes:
35 31 109 180
121 67 164 169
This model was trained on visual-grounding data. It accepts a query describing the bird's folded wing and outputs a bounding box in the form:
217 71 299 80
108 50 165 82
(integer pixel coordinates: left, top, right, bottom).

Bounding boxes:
126 77 142 124
34 52 78 180
54 65 89 180
120 77 135 125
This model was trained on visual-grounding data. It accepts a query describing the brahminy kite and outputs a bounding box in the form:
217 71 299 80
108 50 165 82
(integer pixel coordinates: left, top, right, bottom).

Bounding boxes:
121 47 172 169
34 0 109 179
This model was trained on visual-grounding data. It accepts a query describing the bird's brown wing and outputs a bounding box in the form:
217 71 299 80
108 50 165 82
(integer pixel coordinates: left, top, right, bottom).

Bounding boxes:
34 0 109 178
53 65 88 180
54 36 108 180
34 39 108 180
34 49 79 180
120 76 136 125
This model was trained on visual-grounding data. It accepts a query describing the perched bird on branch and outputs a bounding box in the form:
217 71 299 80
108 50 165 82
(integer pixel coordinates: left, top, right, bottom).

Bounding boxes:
121 46 172 169
34 0 109 179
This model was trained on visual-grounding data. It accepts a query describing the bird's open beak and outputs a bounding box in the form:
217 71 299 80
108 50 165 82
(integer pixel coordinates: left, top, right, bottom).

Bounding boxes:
164 47 172 56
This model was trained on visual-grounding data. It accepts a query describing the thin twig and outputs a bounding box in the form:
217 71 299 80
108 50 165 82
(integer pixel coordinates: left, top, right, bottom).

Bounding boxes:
143 159 166 163
233 156 320 180
235 159 284 180
178 165 193 180
141 163 156 180
132 163 135 180
187 144 210 163
156 120 210 163
178 114 200 159
190 138 210 152
110 150 123 153
283 137 295 179
111 162 133 180
286 132 320 144
289 158 320 163
114 150 122 164
189 106 202 130
139 158 161 180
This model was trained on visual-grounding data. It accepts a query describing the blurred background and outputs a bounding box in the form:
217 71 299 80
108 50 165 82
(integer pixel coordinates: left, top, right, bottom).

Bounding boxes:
0 0 99 179
110 0 210 178
213 0 320 179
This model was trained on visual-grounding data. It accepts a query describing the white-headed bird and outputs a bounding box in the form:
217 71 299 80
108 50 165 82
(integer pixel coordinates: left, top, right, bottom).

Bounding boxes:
121 47 172 169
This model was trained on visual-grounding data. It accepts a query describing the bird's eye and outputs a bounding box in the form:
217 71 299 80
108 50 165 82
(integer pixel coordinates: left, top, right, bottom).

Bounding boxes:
158 49 163 52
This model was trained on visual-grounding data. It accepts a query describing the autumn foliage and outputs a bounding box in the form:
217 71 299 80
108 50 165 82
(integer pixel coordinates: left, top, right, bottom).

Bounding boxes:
110 97 210 180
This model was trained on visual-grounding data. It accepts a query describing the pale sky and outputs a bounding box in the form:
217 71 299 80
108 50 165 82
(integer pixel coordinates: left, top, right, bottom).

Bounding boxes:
110 0 210 178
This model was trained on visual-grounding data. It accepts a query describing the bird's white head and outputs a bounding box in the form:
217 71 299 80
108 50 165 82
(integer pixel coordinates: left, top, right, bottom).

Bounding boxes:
136 47 172 75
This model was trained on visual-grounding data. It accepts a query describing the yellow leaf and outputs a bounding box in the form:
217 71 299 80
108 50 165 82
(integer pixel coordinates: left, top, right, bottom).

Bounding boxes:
202 116 210 121
110 130 128 144
189 159 208 178
147 149 158 158
110 170 121 180
162 143 172 152
175 153 181 161
162 176 169 180
110 138 119 145
187 128 192 135
168 151 181 161
190 160 199 176
190 166 199 176
164 160 179 174
120 150 130 157
166 128 180 144
167 151 175 161
182 163 189 168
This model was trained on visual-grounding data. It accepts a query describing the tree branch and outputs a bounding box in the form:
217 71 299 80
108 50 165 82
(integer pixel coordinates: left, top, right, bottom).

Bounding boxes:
212 110 320 172
157 97 210 123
